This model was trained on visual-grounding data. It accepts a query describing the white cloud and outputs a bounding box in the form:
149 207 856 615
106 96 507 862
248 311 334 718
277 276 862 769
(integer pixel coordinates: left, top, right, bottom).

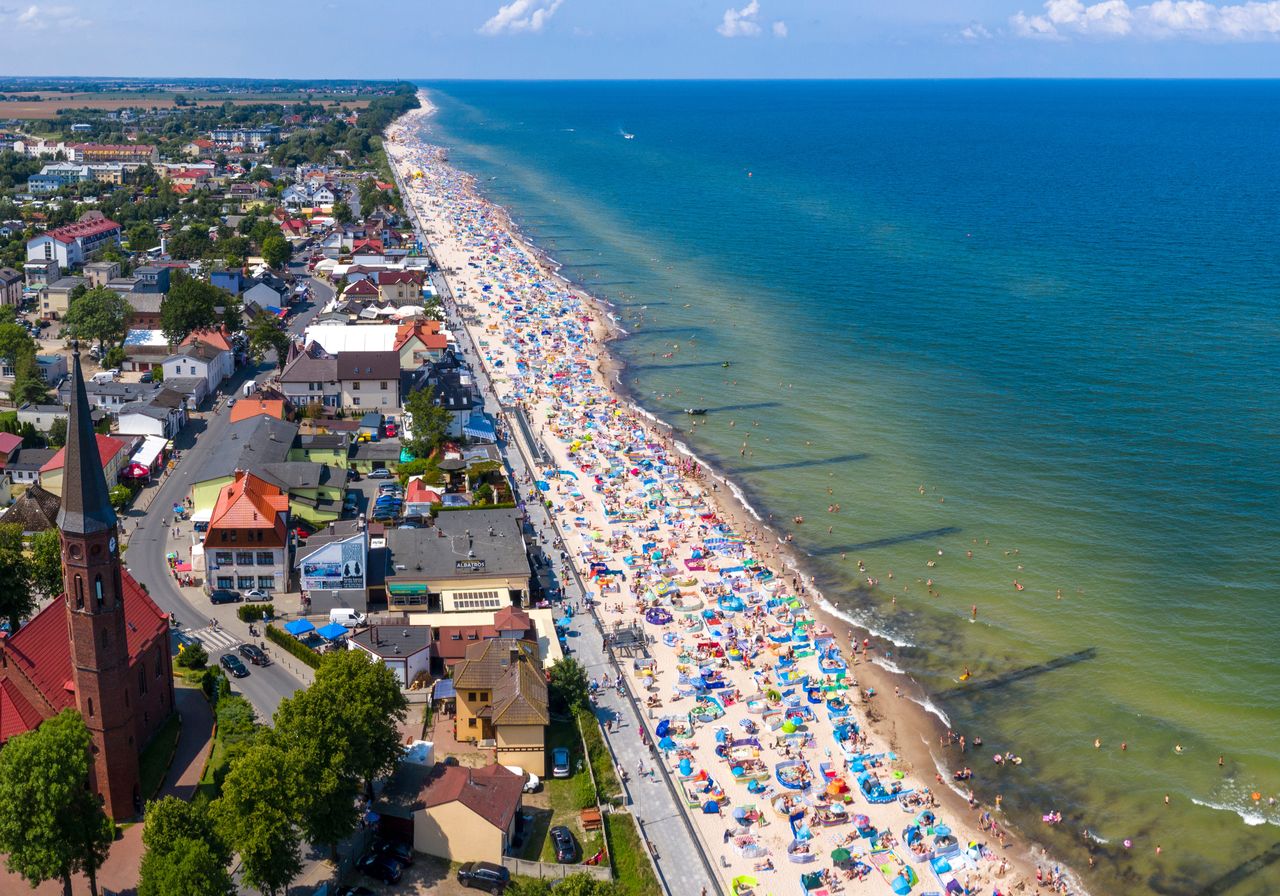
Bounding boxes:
718 1 763 37
5 3 88 28
772 19 789 37
1011 0 1280 39
960 22 994 38
479 0 563 36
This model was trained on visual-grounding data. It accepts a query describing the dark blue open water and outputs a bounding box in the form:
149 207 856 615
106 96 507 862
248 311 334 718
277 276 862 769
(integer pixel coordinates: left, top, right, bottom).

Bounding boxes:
416 80 1280 895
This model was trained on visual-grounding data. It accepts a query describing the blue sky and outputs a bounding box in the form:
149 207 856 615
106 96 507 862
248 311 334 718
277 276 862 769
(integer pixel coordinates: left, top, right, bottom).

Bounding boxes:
4 0 1280 78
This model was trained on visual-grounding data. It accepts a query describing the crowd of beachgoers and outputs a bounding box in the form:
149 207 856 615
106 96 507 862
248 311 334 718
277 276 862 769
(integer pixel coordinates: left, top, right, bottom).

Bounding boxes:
384 97 1069 896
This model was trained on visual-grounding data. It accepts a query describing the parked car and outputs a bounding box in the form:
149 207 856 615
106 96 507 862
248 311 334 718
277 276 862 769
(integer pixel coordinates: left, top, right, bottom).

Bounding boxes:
219 654 249 678
356 852 402 884
373 839 414 866
238 643 270 666
503 765 540 793
550 825 580 864
368 468 394 479
383 423 397 437
243 589 269 601
139 371 153 383
552 747 571 778
457 861 510 893
292 525 312 540
377 483 403 495
347 469 362 481
209 589 241 604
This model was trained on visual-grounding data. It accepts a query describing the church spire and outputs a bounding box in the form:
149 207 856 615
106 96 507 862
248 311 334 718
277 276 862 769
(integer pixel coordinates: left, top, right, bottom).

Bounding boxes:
57 341 117 536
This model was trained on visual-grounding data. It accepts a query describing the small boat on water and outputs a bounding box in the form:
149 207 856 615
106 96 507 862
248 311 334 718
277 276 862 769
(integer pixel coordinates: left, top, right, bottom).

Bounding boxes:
623 132 636 140
684 408 707 415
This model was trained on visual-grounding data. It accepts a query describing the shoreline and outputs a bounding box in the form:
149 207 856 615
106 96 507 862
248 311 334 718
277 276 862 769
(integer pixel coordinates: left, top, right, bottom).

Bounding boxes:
386 91 1083 895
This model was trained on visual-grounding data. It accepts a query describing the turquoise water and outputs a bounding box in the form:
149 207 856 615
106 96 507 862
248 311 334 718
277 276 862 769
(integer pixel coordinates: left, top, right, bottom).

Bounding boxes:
415 81 1280 895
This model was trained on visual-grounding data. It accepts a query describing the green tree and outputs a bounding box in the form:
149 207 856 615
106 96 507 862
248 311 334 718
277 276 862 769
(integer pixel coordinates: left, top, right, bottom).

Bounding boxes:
0 546 36 633
161 272 223 345
63 286 131 354
138 797 233 896
29 528 64 598
213 742 302 896
47 415 68 448
402 385 452 459
270 686 360 860
245 315 291 370
311 648 407 799
0 321 33 369
331 200 353 224
549 656 591 714
0 710 115 896
260 234 291 269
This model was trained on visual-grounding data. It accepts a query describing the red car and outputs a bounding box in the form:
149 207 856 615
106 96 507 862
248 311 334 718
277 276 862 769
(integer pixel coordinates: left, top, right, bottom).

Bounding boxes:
383 423 398 438
292 525 312 540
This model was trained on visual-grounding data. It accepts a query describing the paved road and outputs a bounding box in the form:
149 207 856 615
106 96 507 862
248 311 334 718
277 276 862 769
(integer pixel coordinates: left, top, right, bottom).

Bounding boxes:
403 196 723 894
124 264 331 721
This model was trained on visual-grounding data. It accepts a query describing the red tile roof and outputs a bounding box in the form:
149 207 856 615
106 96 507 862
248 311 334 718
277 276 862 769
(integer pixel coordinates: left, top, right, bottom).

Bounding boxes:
208 471 289 541
229 399 286 423
343 278 378 297
43 216 122 245
0 431 24 457
0 569 168 742
41 434 130 474
377 271 423 286
182 326 233 353
421 763 523 830
405 478 440 505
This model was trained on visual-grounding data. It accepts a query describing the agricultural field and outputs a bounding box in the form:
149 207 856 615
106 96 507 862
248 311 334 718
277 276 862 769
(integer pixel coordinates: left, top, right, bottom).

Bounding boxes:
0 91 372 119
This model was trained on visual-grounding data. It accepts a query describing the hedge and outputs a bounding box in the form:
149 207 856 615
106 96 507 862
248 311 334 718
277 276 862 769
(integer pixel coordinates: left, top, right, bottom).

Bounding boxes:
237 603 275 623
265 623 321 668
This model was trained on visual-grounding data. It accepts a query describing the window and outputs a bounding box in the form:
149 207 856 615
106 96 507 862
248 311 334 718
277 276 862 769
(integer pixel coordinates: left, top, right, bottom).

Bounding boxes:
74 574 84 610
468 692 477 702
217 576 234 589
258 576 274 590
87 697 93 717
237 576 255 590
215 551 233 566
138 666 147 695
468 718 477 728
94 575 104 607
235 552 254 566
351 381 360 390
352 397 360 406
256 551 273 565
380 381 388 390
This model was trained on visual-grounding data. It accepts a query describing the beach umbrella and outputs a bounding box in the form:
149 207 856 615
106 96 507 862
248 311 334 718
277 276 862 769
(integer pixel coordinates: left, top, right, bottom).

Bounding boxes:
782 720 797 734
934 824 951 838
656 719 671 737
658 736 677 751
679 758 692 776
831 848 851 863
733 807 749 821
732 766 744 777
853 814 870 828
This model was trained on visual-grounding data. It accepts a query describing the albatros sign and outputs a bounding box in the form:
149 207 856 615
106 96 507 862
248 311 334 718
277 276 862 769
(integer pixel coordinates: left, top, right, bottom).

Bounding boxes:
455 558 486 572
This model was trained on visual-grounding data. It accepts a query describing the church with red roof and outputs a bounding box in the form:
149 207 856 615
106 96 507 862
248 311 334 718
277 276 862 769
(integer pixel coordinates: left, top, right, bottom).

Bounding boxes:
0 345 173 819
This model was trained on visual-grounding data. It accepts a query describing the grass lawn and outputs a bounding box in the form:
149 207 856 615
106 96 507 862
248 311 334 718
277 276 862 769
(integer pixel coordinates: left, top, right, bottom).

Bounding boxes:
537 718 606 866
604 812 662 896
577 707 622 804
138 711 181 801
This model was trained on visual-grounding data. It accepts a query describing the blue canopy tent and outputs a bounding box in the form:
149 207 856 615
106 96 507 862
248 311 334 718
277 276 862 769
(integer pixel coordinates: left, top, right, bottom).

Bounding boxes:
464 414 496 442
284 619 316 636
318 623 349 640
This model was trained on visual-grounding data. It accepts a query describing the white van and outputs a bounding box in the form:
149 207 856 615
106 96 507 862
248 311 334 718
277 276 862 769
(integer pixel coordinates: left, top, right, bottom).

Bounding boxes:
91 371 115 384
329 608 366 628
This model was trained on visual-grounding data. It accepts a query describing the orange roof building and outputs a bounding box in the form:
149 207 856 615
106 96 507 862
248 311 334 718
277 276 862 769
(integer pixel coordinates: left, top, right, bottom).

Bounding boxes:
229 398 287 424
204 471 291 595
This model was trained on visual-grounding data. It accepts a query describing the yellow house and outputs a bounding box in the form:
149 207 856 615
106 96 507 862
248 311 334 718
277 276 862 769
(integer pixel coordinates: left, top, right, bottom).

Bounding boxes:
452 638 549 776
38 432 134 497
413 763 524 863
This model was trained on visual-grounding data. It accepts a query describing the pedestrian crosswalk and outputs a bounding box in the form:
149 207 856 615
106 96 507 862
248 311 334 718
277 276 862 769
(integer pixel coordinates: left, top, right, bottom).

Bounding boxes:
186 626 241 653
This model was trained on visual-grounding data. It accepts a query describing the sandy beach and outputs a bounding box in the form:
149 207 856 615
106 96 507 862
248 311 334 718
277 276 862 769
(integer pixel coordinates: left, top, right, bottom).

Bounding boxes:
382 93 1078 896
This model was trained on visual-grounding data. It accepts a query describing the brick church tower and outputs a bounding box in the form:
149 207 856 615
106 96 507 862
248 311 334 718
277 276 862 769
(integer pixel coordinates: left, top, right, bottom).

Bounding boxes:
58 343 139 819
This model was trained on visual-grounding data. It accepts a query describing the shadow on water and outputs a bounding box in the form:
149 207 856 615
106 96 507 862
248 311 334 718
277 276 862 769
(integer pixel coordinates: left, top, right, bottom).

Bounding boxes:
812 527 962 556
737 452 871 474
631 361 730 372
701 402 781 414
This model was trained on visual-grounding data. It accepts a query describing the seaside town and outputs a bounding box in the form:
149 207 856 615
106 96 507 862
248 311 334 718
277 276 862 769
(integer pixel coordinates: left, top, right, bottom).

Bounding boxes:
0 80 1071 896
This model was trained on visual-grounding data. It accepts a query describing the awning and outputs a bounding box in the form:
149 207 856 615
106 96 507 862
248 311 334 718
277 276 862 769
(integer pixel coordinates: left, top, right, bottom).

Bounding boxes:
317 623 348 640
131 434 168 469
433 678 456 700
284 619 316 636
387 582 429 595
191 506 213 523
